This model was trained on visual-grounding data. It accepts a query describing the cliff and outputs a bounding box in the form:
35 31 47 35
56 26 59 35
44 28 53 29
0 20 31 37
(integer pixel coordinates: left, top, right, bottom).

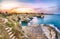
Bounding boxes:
22 24 60 39
0 13 60 39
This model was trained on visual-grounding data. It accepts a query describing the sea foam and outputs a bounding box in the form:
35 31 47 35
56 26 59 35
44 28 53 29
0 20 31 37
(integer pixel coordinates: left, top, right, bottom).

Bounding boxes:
48 24 60 33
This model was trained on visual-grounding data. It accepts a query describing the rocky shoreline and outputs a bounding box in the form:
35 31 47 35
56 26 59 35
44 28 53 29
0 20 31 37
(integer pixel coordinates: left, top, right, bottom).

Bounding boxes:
22 24 60 39
0 13 60 39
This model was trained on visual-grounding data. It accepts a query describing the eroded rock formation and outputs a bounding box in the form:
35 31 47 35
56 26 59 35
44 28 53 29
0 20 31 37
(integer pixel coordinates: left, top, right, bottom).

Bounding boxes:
22 24 60 39
0 13 60 39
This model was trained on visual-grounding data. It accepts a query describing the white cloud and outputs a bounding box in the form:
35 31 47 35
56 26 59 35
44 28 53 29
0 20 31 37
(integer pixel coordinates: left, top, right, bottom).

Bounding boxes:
0 0 57 13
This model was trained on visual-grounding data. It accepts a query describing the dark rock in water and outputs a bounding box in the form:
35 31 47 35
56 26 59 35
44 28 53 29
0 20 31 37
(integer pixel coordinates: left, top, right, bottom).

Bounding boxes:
37 16 41 18
37 16 44 18
29 18 33 20
22 24 60 39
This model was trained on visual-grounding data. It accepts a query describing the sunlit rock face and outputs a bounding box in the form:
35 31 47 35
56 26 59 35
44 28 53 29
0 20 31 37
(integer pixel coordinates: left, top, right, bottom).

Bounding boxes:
28 17 39 26
22 24 60 39
0 16 29 39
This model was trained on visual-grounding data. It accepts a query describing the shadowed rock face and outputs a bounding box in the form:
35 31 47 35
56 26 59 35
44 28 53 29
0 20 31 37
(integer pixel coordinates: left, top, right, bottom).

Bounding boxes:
22 24 59 39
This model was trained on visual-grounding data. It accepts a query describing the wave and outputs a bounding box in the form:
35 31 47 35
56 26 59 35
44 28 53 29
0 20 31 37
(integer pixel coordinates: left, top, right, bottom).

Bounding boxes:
47 24 60 33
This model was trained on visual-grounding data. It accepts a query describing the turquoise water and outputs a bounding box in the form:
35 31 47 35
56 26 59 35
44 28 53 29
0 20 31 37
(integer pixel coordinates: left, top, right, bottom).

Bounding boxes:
38 14 60 29
21 21 28 26
22 14 60 29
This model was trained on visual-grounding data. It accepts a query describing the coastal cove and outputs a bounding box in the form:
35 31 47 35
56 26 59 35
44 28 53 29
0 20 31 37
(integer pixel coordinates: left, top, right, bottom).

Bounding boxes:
22 14 60 30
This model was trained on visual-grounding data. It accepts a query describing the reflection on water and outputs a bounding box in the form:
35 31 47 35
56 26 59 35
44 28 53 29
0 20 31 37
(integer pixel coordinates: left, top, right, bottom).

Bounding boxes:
28 17 38 25
28 14 60 29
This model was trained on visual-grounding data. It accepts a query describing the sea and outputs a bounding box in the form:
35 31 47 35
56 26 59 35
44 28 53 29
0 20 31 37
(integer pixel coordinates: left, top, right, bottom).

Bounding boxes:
21 14 60 30
38 14 60 29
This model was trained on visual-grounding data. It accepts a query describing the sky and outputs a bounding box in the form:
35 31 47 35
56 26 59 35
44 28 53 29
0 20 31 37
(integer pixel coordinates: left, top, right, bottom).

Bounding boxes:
57 0 60 13
0 0 60 14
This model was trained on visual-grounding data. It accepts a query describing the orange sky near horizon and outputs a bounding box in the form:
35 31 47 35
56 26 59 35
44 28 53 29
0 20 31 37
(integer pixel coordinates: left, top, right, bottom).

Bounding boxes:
0 1 57 14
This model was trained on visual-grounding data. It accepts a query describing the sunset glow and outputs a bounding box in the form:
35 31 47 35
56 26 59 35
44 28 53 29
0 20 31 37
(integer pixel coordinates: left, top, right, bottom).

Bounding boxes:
1 2 20 10
15 8 35 13
0 0 58 14
7 8 35 13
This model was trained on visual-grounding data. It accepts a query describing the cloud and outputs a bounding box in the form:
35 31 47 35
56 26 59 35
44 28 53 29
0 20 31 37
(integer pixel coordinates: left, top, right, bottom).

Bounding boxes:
1 1 57 8
0 0 57 14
